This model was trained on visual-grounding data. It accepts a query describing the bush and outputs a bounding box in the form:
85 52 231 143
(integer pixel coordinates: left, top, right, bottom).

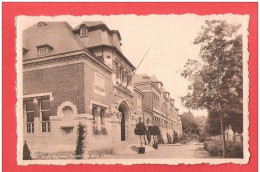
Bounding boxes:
172 131 179 144
75 123 85 159
154 126 164 144
167 133 173 144
204 140 243 158
134 122 147 147
198 131 206 142
23 141 32 160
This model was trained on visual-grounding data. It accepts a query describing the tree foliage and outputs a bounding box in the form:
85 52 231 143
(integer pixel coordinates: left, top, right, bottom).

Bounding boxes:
181 20 243 157
181 20 242 114
75 123 85 159
180 111 198 134
134 122 147 147
205 110 243 136
23 141 32 160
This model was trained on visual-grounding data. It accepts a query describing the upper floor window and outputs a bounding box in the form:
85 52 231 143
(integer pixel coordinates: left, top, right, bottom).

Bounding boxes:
120 67 123 84
37 44 53 56
38 47 49 55
80 25 88 37
38 22 47 27
23 48 28 55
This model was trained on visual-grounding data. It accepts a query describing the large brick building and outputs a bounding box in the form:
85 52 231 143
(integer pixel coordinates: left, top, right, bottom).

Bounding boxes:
133 74 182 141
22 21 182 157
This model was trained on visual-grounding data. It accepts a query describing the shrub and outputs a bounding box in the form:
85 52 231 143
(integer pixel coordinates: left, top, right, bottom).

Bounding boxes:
100 127 107 135
180 133 187 144
23 141 32 160
150 126 160 145
172 131 179 144
75 123 85 159
167 133 173 144
154 126 164 144
226 141 243 158
204 140 243 158
134 122 147 147
198 131 206 142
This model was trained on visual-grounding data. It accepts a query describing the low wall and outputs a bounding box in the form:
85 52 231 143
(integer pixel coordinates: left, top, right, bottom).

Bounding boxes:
24 113 142 158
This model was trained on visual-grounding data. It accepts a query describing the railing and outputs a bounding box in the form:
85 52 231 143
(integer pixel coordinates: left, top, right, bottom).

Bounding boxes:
42 121 51 132
26 122 34 133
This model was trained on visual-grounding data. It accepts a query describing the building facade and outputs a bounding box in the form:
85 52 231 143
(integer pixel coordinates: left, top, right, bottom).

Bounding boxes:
22 21 182 157
132 74 183 142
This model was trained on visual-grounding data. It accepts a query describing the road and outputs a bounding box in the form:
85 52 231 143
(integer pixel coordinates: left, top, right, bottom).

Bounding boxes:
103 141 213 159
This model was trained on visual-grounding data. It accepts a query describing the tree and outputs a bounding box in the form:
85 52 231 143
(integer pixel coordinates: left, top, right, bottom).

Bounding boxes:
181 111 198 134
134 122 147 148
150 125 160 145
181 20 243 157
23 141 32 160
75 123 85 159
205 109 243 136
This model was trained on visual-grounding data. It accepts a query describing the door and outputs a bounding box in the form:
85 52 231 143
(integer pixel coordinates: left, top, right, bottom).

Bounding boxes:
119 107 126 141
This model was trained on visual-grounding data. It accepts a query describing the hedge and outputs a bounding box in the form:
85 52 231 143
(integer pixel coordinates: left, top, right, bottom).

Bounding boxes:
204 140 243 158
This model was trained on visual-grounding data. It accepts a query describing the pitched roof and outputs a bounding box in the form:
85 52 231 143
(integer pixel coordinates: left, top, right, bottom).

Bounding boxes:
132 73 162 84
73 21 122 40
73 21 104 30
132 74 150 83
23 22 84 60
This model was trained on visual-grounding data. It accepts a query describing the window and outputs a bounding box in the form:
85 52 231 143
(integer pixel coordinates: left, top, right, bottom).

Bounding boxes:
38 22 47 27
38 47 49 55
120 67 123 84
92 105 98 120
63 106 73 116
100 108 105 122
80 25 87 36
92 104 107 122
94 73 105 96
115 62 120 79
25 100 34 133
40 99 51 132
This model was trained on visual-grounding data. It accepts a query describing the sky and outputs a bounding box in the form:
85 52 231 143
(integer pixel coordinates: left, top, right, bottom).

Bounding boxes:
18 14 248 117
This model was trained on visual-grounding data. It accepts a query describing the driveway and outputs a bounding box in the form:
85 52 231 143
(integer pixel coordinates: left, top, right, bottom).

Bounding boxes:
102 141 212 159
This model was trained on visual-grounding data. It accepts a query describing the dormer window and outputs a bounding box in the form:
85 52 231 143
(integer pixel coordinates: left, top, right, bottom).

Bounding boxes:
38 47 48 55
143 76 150 80
80 25 88 37
37 44 53 56
23 48 28 55
38 22 47 27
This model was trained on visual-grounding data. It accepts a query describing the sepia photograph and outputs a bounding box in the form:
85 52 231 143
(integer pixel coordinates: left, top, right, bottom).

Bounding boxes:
16 14 249 165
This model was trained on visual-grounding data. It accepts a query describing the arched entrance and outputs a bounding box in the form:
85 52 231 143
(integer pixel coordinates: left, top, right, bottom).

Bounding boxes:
118 102 130 141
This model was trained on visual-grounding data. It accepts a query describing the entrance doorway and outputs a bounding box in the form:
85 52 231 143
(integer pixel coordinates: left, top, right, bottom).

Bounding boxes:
118 106 125 141
118 102 129 141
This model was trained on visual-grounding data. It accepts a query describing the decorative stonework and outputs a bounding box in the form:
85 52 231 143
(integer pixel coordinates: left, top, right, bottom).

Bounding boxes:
57 101 77 117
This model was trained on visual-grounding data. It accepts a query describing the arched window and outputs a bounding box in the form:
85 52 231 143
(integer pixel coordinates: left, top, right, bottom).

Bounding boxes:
62 106 73 116
80 25 87 36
